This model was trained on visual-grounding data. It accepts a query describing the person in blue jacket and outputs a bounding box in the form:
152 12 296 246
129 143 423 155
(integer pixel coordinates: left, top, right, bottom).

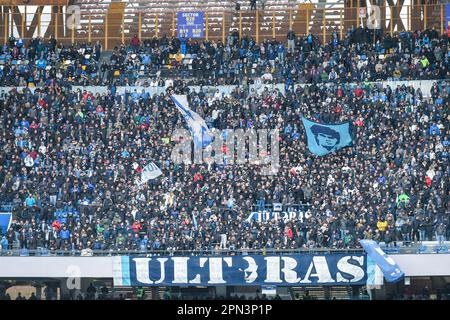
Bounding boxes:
60 226 70 241
277 43 285 63
36 57 46 70
429 123 440 136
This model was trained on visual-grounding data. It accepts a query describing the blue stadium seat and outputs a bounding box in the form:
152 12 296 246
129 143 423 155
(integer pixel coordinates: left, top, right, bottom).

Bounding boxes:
434 245 449 253
384 247 400 254
37 247 50 256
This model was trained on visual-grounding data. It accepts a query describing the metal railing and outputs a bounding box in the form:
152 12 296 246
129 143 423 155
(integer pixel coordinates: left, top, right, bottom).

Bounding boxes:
0 247 365 257
1 242 449 257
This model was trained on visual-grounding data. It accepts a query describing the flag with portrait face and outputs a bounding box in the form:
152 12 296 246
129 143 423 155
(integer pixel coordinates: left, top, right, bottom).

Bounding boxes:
302 117 353 156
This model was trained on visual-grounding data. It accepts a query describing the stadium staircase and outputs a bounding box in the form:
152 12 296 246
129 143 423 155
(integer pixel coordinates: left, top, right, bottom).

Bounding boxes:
297 3 315 35
76 0 110 41
107 1 127 44
425 2 442 27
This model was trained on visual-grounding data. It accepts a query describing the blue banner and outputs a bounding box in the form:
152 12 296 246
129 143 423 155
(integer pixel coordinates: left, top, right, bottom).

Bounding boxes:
302 117 353 156
360 240 404 283
177 12 204 39
0 212 12 235
446 4 450 38
113 254 367 286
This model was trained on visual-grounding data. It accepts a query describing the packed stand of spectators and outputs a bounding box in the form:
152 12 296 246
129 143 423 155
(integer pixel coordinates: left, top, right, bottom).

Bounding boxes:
0 69 448 253
0 26 448 87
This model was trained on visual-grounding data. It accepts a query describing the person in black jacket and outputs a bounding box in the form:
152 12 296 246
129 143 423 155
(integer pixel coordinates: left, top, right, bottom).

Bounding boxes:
401 220 412 244
411 217 421 242
28 292 38 300
287 29 296 53
86 283 97 300
423 217 434 241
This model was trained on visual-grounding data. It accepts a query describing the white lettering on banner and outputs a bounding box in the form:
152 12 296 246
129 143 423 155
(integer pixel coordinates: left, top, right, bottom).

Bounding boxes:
208 258 233 284
134 258 153 284
289 211 296 220
300 256 335 284
172 257 203 284
122 254 368 286
242 257 258 283
336 256 365 283
247 210 306 222
172 257 190 284
281 257 301 283
264 257 282 283
272 211 279 221
190 258 208 284
133 257 168 284
154 258 169 284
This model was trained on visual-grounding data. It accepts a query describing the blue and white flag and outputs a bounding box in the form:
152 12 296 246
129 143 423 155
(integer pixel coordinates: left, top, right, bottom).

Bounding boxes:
360 239 404 283
138 162 162 186
302 117 353 156
171 95 213 148
0 212 12 235
192 212 198 230
365 256 384 287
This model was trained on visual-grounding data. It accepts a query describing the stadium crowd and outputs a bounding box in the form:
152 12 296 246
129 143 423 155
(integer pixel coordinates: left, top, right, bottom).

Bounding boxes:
0 28 448 254
0 26 448 87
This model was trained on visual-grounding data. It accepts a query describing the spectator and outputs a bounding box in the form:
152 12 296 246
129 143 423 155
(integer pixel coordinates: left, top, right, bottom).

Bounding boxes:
28 292 38 300
0 32 447 254
86 283 97 300
15 292 25 300
130 34 140 53
287 28 296 53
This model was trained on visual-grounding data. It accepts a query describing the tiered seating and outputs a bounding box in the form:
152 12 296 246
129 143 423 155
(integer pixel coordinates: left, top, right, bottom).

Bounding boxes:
76 0 111 41
72 0 347 47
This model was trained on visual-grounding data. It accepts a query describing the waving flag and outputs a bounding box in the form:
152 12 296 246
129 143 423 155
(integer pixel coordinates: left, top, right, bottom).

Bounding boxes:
0 212 12 235
302 117 353 156
360 239 404 283
192 212 198 230
137 162 163 185
170 95 213 148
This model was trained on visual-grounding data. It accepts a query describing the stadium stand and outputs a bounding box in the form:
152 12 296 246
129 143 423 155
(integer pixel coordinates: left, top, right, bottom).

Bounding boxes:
0 27 447 252
0 0 448 302
0 27 448 86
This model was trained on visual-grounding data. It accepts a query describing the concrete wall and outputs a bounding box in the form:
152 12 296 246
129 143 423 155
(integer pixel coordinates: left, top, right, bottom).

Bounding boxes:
0 79 442 97
0 257 113 278
393 254 450 277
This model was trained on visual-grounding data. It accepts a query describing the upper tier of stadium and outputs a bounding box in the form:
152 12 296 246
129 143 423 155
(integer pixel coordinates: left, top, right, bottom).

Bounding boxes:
0 1 446 48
